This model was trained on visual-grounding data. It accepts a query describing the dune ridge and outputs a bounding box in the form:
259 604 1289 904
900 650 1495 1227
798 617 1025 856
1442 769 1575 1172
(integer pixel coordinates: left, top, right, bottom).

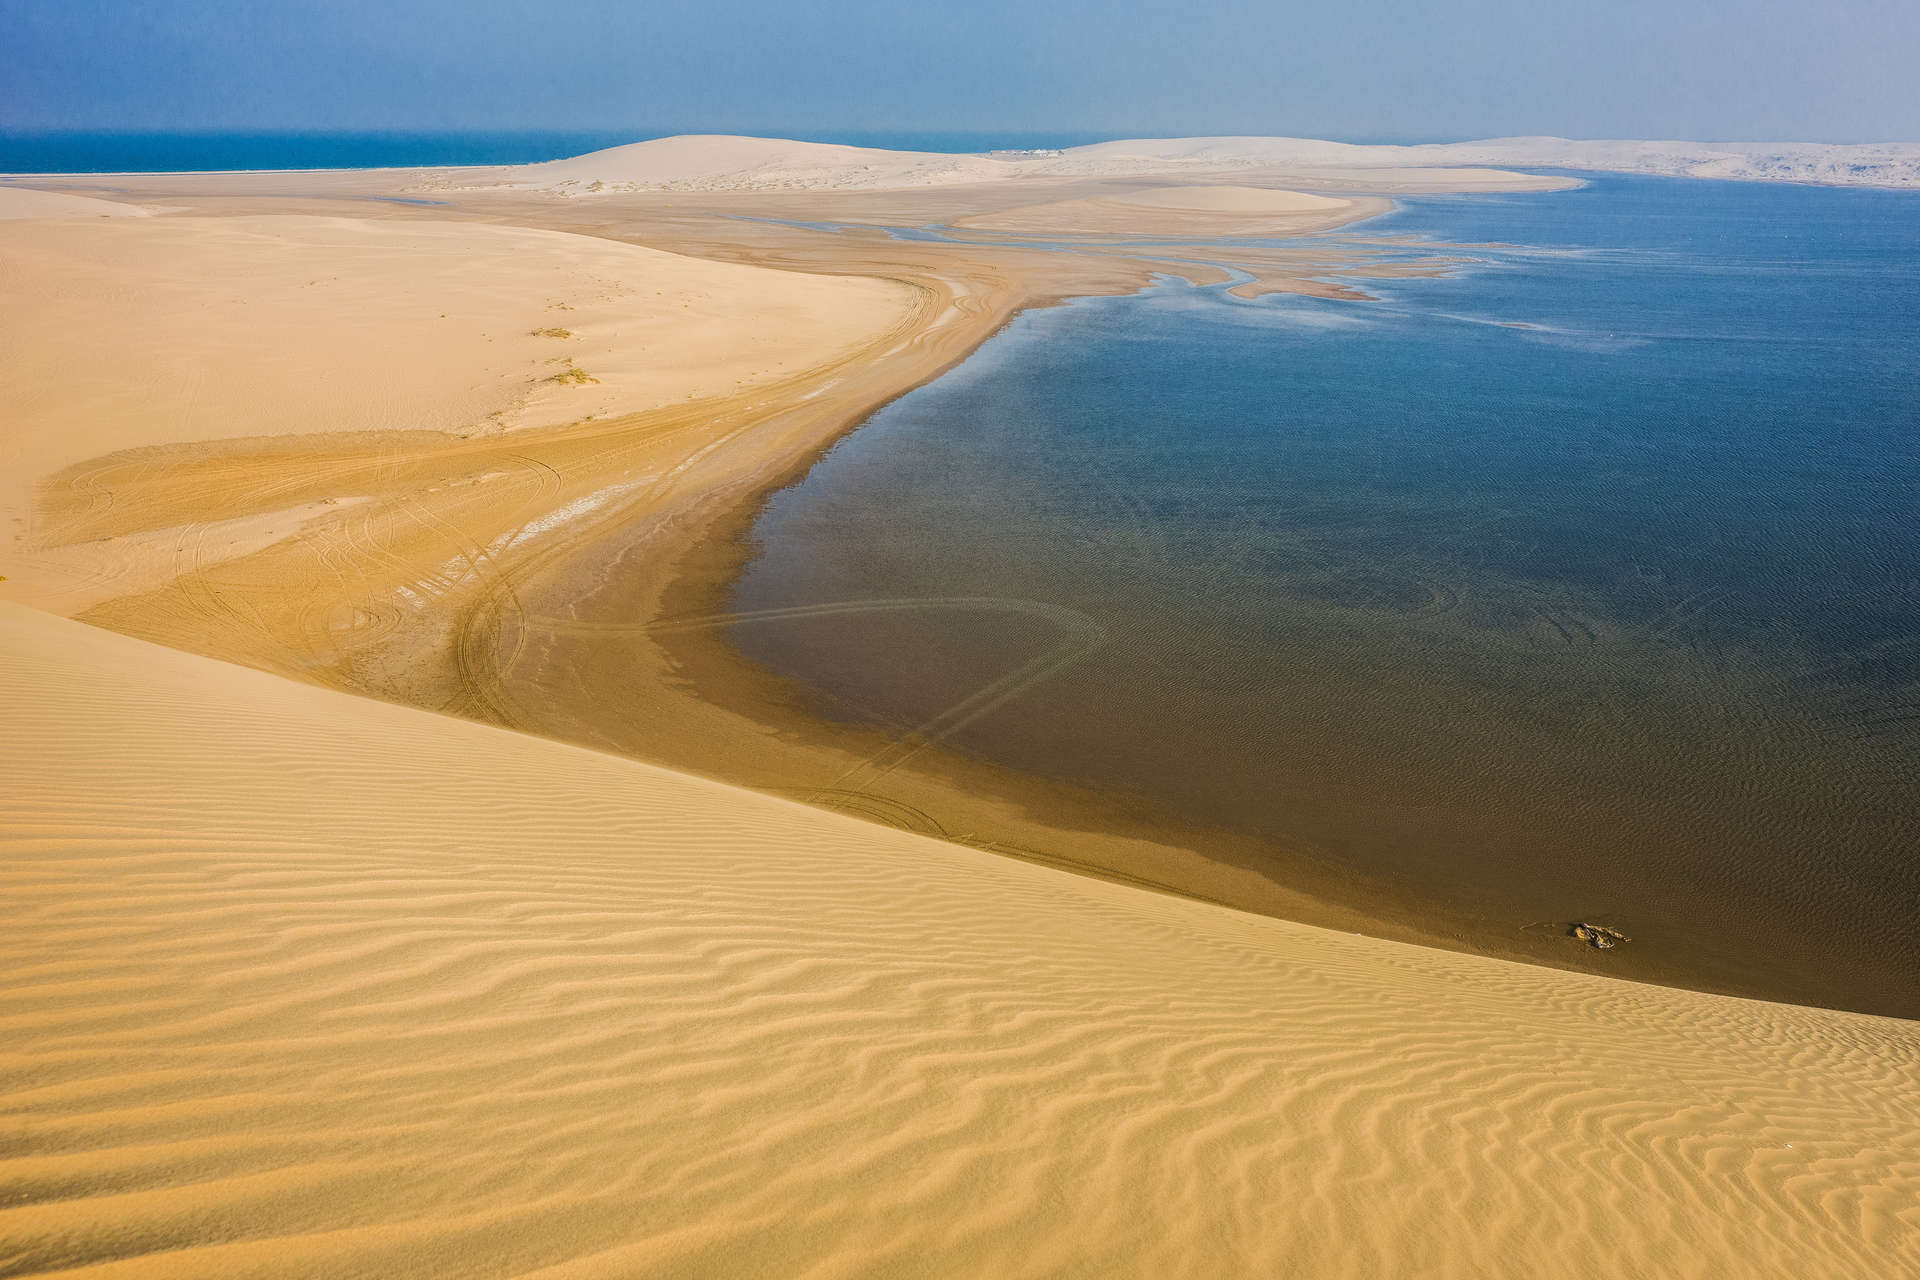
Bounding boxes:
0 187 152 219
0 211 917 614
2 602 1917 1278
472 133 1015 194
1049 135 1920 187
432 133 1920 196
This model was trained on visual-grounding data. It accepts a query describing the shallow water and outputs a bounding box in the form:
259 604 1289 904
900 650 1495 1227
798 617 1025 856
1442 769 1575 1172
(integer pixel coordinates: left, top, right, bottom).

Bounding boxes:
730 174 1920 1016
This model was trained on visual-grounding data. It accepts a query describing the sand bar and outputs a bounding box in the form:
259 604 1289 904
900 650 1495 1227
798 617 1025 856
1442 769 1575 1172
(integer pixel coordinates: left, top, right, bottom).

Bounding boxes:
0 145 1872 993
954 184 1389 237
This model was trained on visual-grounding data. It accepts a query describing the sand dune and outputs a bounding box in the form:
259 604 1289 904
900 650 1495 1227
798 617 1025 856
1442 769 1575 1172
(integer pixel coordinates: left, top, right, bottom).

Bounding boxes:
0 186 152 219
1047 135 1920 188
440 133 1920 198
2 601 1916 1278
437 134 1568 197
0 211 915 611
451 133 1015 195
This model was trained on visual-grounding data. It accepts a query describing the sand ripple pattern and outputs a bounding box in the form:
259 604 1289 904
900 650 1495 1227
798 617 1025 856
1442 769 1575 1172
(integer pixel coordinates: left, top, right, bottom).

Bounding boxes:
2 605 1916 1278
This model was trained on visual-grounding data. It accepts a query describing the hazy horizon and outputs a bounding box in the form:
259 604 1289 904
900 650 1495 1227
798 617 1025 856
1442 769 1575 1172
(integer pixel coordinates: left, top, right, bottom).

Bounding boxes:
3 1 1916 144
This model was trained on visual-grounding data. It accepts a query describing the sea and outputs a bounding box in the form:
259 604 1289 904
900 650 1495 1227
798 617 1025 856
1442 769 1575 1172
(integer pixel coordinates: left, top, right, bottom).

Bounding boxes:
728 173 1920 1016
0 130 1123 173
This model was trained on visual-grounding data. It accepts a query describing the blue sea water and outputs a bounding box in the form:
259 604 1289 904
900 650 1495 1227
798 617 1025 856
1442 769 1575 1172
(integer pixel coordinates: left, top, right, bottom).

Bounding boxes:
0 130 1122 174
730 174 1920 1014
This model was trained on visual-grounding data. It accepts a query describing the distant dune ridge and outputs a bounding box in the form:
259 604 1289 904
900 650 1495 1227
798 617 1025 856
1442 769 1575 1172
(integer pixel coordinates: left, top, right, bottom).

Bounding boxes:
0 187 153 219
437 133 1920 195
3 601 1917 1278
483 134 1010 193
1046 135 1920 187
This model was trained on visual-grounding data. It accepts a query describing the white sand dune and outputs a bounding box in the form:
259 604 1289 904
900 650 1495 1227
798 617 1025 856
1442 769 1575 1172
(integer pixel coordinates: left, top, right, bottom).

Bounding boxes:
456 133 1015 195
2 601 1915 1278
1445 136 1920 187
1047 135 1920 188
449 133 1920 197
0 186 152 219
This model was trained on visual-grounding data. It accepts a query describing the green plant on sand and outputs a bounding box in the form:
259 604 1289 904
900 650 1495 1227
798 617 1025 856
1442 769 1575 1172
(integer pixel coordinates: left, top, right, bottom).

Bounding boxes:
548 360 599 386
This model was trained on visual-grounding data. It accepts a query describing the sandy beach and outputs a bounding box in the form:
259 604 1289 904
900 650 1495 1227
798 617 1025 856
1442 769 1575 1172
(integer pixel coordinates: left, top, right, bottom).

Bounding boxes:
3 137 1918 1275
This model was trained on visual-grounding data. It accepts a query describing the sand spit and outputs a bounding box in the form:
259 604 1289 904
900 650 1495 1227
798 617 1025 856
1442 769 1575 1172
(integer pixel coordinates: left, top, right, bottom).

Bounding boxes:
1 602 1916 1278
430 134 1573 198
1047 135 1920 189
955 185 1388 238
424 133 1920 198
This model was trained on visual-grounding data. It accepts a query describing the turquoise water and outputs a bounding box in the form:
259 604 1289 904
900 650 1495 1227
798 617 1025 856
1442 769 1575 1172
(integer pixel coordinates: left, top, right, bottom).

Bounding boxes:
0 130 1122 173
731 174 1920 1016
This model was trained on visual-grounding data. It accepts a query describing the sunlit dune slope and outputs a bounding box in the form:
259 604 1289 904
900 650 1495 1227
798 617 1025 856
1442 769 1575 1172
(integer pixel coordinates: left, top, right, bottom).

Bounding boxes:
460 133 1013 194
0 187 153 219
0 211 915 612
2 603 1915 1278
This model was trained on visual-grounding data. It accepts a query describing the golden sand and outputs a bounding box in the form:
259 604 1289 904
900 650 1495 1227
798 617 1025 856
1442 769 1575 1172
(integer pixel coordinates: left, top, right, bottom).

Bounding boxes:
4 602 1916 1278
0 210 914 611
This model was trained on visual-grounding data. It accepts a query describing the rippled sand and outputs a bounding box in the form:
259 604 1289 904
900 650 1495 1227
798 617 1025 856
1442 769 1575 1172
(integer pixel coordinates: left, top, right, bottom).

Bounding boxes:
3 603 1916 1278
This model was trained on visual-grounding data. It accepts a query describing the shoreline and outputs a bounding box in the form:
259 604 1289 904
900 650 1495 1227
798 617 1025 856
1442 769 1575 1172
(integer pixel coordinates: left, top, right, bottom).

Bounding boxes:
3 157 1796 1005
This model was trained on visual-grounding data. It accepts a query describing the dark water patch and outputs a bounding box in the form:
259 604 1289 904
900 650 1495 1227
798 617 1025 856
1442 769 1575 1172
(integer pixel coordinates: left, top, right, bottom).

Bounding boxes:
0 129 1127 176
0 130 654 173
729 174 1920 1017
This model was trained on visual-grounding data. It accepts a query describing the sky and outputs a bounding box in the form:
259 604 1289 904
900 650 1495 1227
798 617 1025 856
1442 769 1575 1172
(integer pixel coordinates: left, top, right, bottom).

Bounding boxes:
3 0 1917 142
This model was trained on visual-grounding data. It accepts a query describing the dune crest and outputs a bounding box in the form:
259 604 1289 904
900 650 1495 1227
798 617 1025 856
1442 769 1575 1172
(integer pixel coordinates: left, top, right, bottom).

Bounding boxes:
0 186 152 219
434 133 1920 198
2 602 1916 1278
460 133 1015 194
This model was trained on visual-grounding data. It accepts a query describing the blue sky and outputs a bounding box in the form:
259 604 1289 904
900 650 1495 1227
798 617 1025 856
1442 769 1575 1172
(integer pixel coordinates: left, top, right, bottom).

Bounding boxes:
3 0 1916 141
